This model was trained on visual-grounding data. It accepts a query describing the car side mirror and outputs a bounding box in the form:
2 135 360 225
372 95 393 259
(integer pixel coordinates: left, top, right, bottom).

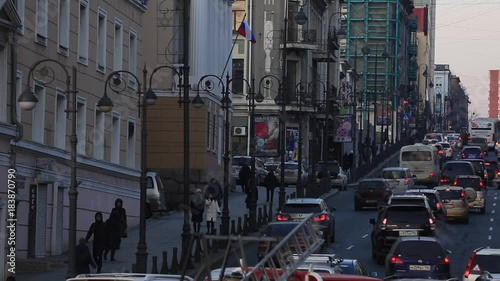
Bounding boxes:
330 207 337 212
446 249 452 254
369 272 378 278
369 218 376 225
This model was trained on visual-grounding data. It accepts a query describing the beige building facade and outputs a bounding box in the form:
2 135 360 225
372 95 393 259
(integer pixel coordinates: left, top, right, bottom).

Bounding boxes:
0 0 147 273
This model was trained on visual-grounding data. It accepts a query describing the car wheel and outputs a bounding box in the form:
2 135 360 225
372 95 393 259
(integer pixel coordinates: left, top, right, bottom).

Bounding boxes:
480 207 486 214
145 203 153 219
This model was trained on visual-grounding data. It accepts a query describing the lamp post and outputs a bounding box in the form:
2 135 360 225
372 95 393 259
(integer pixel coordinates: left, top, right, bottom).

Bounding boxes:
18 59 78 278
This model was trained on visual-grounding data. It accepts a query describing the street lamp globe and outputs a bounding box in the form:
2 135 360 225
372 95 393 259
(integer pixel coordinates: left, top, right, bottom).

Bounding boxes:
221 94 232 109
336 27 347 36
144 88 158 106
192 92 205 109
294 8 308 26
255 92 265 103
18 88 39 110
97 93 114 113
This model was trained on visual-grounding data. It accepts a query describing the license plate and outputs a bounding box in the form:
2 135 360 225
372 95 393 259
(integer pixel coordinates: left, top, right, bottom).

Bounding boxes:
399 230 418 236
366 199 377 203
468 155 477 159
409 265 431 271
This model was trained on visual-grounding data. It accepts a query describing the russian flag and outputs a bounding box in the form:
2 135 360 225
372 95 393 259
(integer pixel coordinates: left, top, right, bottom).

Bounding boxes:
238 19 256 44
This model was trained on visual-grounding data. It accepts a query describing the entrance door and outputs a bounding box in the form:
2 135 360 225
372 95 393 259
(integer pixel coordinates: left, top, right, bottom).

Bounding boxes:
55 186 64 254
35 184 48 257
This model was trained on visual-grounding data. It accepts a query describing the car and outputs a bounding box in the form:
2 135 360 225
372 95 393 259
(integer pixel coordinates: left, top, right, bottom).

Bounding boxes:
474 271 500 281
68 274 194 281
461 146 484 159
369 204 436 264
463 247 500 281
240 268 384 281
440 161 476 185
385 236 451 279
297 254 378 276
146 172 167 218
438 142 453 159
496 139 500 154
264 161 280 172
453 175 486 214
380 167 415 193
275 161 308 185
469 137 489 154
386 194 433 217
231 156 267 186
258 221 303 260
462 158 489 184
405 189 447 220
424 133 444 142
446 134 462 149
208 264 345 280
354 179 392 211
434 185 470 224
431 143 445 161
315 161 348 189
485 160 499 183
276 198 336 243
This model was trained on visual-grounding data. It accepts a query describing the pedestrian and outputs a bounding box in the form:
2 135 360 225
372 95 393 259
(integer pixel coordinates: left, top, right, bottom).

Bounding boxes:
205 193 221 235
263 171 279 202
104 209 121 261
347 150 354 178
238 163 251 194
76 238 96 274
85 212 106 273
245 186 259 209
190 189 205 233
342 152 349 171
205 178 223 206
112 198 127 240
371 140 377 159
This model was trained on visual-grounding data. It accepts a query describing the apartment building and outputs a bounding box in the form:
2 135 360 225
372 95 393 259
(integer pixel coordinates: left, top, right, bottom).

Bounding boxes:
142 0 233 208
489 70 499 118
434 64 451 131
0 0 147 270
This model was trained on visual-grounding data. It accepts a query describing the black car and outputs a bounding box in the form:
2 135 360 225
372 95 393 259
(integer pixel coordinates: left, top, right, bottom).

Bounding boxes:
354 179 392 211
405 189 446 219
485 160 499 182
463 159 488 184
440 161 476 185
370 204 436 264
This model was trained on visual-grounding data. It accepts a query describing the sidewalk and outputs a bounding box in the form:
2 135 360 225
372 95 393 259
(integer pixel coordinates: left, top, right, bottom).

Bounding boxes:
17 186 297 281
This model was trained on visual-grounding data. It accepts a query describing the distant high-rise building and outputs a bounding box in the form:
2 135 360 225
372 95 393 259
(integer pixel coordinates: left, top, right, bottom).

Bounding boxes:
489 70 500 118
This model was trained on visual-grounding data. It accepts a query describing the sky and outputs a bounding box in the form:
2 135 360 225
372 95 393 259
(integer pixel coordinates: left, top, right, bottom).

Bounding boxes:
435 0 500 118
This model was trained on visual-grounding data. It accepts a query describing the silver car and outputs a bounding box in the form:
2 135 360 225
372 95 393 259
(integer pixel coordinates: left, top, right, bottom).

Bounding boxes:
380 167 415 193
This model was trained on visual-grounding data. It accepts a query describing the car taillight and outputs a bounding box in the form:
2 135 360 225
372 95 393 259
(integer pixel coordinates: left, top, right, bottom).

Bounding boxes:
429 172 435 178
461 153 466 158
404 178 409 184
380 218 387 230
453 180 458 185
276 214 289 221
429 218 434 224
440 178 449 183
464 251 477 278
480 181 484 188
480 153 484 158
390 256 403 264
461 191 466 201
438 257 450 264
314 214 328 221
485 139 488 143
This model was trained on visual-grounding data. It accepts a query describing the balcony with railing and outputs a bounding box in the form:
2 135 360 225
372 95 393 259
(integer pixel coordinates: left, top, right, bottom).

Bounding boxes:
286 28 321 50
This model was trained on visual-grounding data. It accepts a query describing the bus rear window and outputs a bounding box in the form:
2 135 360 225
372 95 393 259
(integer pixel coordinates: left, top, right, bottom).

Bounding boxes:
401 151 432 161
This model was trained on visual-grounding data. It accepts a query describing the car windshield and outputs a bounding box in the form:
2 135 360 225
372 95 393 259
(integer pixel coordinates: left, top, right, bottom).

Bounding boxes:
264 223 300 237
285 164 298 170
316 163 340 173
437 189 462 200
447 136 457 141
470 255 500 273
401 151 432 161
442 163 474 177
440 143 451 148
382 170 407 179
455 178 482 190
338 264 355 275
281 204 322 213
385 207 429 224
358 181 385 189
470 138 487 143
395 241 444 258
425 134 443 142
390 198 426 206
463 148 481 154
265 163 279 171
232 157 251 166
466 161 485 172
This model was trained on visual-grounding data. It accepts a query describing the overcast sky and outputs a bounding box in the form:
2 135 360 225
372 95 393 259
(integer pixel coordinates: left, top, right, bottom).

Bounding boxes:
435 0 500 118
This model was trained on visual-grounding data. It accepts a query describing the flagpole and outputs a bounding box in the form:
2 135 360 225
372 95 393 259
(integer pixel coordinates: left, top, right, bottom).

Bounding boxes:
221 14 246 78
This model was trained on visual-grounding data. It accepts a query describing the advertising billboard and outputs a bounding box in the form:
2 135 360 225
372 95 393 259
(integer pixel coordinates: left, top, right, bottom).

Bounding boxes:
334 114 353 143
254 115 280 157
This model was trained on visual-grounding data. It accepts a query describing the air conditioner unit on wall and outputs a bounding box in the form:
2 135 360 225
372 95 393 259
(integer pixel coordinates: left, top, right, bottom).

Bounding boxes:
233 126 247 136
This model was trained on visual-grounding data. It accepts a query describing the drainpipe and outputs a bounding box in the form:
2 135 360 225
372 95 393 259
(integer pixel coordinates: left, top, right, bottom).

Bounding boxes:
10 31 23 143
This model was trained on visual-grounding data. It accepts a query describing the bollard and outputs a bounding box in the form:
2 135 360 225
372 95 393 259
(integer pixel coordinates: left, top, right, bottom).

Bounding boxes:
194 236 203 262
237 217 243 235
132 263 136 273
170 247 179 274
151 256 159 274
263 205 268 224
257 207 263 228
231 219 236 235
243 214 249 236
160 251 170 274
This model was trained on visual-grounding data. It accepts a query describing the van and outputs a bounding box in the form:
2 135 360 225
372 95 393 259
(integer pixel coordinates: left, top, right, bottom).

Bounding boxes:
146 172 167 218
399 144 440 188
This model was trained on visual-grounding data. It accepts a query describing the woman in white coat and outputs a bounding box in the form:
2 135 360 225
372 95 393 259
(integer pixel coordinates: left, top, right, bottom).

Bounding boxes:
205 193 221 234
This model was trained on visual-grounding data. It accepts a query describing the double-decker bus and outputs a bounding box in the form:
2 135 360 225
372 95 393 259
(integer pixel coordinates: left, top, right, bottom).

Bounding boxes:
469 117 500 150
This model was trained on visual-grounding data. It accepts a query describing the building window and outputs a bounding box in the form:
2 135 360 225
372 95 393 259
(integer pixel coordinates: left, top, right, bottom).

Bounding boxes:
15 0 25 33
78 0 90 65
207 111 212 150
15 71 22 122
232 59 244 94
113 19 123 71
76 98 87 155
32 84 46 144
0 48 7 123
96 8 107 72
128 28 137 87
212 113 216 152
36 0 48 45
217 113 223 165
94 108 105 160
54 91 66 150
111 113 120 164
126 118 136 168
57 0 70 56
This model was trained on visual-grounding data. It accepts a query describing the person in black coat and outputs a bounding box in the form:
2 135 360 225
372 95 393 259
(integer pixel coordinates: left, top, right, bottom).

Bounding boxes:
104 209 121 261
263 171 279 202
239 164 251 194
112 198 127 240
76 238 96 274
85 212 106 273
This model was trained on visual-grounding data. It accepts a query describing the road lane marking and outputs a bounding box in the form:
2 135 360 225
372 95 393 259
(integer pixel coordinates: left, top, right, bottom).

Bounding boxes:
494 203 497 207
491 218 495 222
490 227 493 231
495 197 498 200
489 235 492 240
493 210 496 214
362 234 368 238
346 245 354 250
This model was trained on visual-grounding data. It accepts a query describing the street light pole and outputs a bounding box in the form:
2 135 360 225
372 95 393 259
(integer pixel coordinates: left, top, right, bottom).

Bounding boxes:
17 60 78 278
222 75 231 236
279 16 288 209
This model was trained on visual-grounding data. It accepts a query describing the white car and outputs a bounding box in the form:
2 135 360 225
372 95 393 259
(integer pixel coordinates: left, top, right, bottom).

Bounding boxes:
275 161 308 185
380 167 415 193
438 142 453 159
315 161 348 189
463 247 500 281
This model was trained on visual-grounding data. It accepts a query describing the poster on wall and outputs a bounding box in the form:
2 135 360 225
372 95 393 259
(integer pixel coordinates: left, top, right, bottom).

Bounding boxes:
286 127 299 161
376 104 392 125
254 115 280 157
334 114 353 143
